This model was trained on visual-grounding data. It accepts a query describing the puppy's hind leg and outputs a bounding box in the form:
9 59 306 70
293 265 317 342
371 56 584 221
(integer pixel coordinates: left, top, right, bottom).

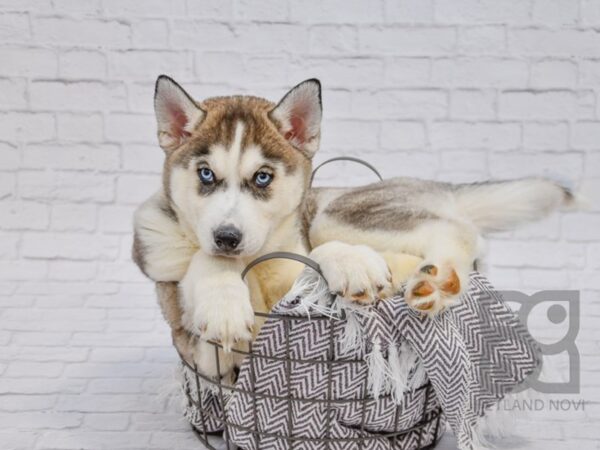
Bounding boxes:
404 221 479 316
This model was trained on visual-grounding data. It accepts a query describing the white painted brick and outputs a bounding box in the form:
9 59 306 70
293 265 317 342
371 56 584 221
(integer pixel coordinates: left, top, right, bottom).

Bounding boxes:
186 0 233 19
581 0 600 25
509 28 600 57
4 363 63 379
0 78 27 109
50 204 97 232
98 205 135 233
30 81 127 112
0 233 19 259
83 413 129 431
130 413 189 431
384 0 433 23
579 178 600 212
97 263 146 284
90 348 145 363
171 21 237 50
0 112 55 142
499 91 595 120
0 261 48 280
365 151 440 179
56 113 104 143
487 240 586 269
489 152 584 179
432 58 528 87
0 142 20 169
122 144 164 173
32 17 130 47
0 201 49 230
21 232 120 260
116 173 161 204
562 213 600 241
530 60 577 88
585 151 600 178
579 59 600 87
38 430 151 450
103 0 185 16
430 122 520 150
323 89 353 119
87 378 143 394
0 431 37 449
457 26 506 54
47 261 97 281
194 51 244 84
59 50 107 79
10 333 71 347
512 215 561 240
35 295 85 309
0 47 57 77
52 0 101 14
0 412 82 430
309 26 358 54
23 144 120 171
384 57 430 86
244 56 290 87
292 57 383 88
235 0 288 21
19 171 115 202
588 243 600 269
520 268 570 289
380 121 426 149
0 172 17 198
435 0 530 24
523 123 568 150
16 281 119 296
149 432 202 450
236 24 309 53
0 12 30 41
131 20 169 48
376 89 447 119
359 27 456 55
108 50 192 79
532 0 579 25
449 90 496 119
440 150 487 173
290 0 384 23
321 120 379 151
571 122 600 150
106 113 155 143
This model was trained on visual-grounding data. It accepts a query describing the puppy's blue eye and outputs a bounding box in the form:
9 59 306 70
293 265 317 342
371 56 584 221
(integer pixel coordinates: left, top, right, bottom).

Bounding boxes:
254 171 272 188
198 168 215 185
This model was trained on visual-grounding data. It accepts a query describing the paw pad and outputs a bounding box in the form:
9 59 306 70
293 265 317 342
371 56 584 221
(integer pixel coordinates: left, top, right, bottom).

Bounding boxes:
406 265 462 316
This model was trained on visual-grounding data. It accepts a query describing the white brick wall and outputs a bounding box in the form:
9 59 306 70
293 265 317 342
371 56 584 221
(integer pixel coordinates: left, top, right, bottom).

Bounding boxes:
0 1 599 449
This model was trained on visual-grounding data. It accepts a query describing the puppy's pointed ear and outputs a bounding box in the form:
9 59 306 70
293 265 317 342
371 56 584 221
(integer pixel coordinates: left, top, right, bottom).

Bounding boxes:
269 79 322 157
154 75 204 152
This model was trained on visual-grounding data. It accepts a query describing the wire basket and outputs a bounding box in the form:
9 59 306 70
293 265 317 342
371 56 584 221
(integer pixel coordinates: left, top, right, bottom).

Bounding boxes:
178 252 445 450
177 159 445 449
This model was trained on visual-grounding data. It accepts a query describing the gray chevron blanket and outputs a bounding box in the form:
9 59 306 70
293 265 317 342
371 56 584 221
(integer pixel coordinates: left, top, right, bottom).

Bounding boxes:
182 272 540 450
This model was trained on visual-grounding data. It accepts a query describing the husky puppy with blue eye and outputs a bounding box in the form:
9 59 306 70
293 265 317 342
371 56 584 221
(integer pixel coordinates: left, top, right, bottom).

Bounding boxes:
133 76 576 378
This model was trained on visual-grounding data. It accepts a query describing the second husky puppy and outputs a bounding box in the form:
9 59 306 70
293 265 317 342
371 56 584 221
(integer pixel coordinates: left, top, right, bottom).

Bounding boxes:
133 76 575 378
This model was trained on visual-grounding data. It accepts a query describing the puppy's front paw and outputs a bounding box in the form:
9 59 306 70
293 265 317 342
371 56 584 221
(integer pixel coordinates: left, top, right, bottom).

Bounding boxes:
310 241 393 305
184 278 254 352
404 263 466 316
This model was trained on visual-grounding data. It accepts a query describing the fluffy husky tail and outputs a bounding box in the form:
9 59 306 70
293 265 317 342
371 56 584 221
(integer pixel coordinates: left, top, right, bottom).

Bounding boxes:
454 178 578 233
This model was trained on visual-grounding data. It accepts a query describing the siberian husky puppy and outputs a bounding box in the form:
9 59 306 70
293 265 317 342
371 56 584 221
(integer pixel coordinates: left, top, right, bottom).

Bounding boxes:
133 76 576 377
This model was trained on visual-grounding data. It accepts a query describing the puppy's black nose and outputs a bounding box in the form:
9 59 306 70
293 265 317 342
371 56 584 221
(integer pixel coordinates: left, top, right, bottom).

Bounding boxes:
213 226 242 252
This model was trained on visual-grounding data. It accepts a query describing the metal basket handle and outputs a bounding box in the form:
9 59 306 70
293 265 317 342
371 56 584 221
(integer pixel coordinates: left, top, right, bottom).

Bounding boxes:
309 156 383 187
241 251 324 281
